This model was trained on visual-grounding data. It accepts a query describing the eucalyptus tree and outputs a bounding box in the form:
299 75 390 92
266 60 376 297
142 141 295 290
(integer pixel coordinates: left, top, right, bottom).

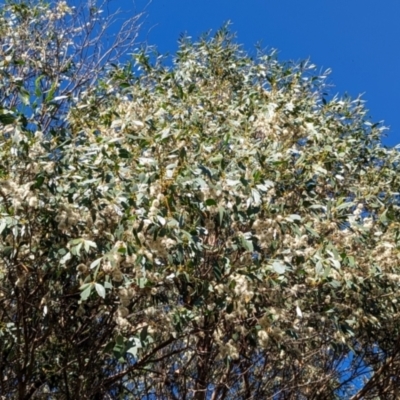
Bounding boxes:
0 0 141 135
1 5 400 399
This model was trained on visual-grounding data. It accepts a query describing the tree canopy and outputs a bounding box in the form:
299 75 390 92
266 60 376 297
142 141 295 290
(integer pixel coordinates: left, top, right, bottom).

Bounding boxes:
1 1 400 399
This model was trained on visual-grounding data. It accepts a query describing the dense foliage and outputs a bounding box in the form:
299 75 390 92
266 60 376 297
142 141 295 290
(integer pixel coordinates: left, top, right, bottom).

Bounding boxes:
1 1 400 399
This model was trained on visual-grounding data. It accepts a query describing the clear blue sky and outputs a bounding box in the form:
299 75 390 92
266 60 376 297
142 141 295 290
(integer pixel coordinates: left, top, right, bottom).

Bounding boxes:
117 0 400 147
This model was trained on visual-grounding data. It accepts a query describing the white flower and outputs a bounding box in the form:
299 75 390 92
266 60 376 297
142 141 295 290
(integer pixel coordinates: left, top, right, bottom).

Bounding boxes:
258 330 269 347
28 196 38 208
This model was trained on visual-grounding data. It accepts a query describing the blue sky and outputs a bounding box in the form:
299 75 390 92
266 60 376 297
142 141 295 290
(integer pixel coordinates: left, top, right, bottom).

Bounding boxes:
116 0 400 147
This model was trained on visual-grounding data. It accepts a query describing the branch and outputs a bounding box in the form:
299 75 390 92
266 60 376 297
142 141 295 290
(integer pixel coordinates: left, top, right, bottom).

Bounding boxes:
100 335 184 389
351 351 399 400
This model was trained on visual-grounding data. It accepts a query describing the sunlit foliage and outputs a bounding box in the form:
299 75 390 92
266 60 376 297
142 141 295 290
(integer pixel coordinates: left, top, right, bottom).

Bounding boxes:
1 3 400 398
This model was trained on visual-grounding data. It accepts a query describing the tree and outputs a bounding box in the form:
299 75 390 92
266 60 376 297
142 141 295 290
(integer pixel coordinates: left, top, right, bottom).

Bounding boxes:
1 3 400 398
0 0 141 135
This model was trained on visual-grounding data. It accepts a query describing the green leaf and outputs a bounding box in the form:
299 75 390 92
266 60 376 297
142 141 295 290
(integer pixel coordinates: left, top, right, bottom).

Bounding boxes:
315 260 323 275
70 242 83 256
90 257 102 269
84 239 97 253
287 214 302 222
205 198 217 206
104 281 113 289
240 236 254 252
34 75 44 97
329 280 341 288
80 283 93 301
213 263 222 280
45 81 58 103
127 337 142 356
218 207 225 226
256 181 274 191
95 283 105 299
379 208 388 224
347 256 355 267
0 219 7 234
127 346 138 357
305 224 319 238
336 201 355 211
113 335 125 358
167 218 179 228
119 148 130 158
18 87 30 106
0 111 16 125
59 251 71 265
271 261 286 275
140 326 148 343
31 174 45 189
209 154 223 163
251 188 261 205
